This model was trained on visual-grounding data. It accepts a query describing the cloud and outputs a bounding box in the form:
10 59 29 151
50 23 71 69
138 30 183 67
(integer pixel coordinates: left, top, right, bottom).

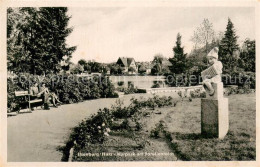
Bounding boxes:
66 7 255 63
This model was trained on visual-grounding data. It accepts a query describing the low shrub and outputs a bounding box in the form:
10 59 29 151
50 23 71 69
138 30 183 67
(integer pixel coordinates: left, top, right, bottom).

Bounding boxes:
124 82 138 94
117 81 124 86
151 83 160 88
151 81 164 88
190 89 206 98
70 108 113 148
224 84 254 96
130 95 173 109
150 121 166 138
177 91 182 98
222 71 255 89
136 89 147 93
7 78 24 112
200 91 206 98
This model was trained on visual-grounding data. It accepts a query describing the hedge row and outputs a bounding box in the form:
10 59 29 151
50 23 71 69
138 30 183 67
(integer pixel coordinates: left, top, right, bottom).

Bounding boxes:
7 74 118 112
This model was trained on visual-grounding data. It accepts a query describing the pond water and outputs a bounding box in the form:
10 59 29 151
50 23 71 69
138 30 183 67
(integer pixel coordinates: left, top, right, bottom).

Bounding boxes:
109 75 167 89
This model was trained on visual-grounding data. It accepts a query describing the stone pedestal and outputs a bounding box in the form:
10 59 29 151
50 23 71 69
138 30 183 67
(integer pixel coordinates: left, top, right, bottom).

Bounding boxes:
205 82 224 99
201 82 229 139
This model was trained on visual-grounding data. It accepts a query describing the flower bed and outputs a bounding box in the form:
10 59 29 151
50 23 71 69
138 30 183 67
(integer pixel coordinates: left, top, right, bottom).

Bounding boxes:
65 95 175 161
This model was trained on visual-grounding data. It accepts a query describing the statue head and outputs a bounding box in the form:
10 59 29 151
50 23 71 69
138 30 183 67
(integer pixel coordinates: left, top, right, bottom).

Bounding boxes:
207 47 219 65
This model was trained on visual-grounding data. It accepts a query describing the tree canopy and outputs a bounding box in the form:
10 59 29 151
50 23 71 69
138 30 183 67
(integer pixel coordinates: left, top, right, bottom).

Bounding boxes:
239 39 255 72
7 7 76 75
218 18 239 73
169 33 187 74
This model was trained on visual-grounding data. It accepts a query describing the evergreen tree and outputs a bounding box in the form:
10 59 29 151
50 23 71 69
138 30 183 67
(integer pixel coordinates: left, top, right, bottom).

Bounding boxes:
151 54 163 75
169 33 187 74
7 7 76 75
239 39 255 72
218 18 239 73
7 8 38 73
78 59 87 66
151 63 162 75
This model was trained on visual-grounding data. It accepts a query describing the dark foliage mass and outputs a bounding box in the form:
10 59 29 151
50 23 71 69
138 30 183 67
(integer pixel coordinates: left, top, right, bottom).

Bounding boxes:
166 18 255 88
7 7 76 75
7 74 118 112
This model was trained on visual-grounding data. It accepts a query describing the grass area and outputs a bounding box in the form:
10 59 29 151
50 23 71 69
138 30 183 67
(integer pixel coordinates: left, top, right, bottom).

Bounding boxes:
68 93 255 161
164 93 256 160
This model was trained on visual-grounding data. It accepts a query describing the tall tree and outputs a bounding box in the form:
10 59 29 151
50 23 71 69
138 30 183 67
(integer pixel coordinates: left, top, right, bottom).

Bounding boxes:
152 53 164 64
239 39 255 72
190 30 200 50
7 7 76 75
169 33 187 74
7 8 38 73
78 59 87 66
151 53 170 75
218 18 239 73
190 19 215 53
138 64 146 74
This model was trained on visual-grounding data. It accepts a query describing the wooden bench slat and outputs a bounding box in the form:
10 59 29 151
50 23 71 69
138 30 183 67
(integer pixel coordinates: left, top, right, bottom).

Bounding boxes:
14 90 54 112
29 99 43 103
15 91 29 96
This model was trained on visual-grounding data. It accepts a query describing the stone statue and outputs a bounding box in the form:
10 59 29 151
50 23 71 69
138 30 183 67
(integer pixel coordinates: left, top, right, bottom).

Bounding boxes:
202 47 223 96
200 47 229 139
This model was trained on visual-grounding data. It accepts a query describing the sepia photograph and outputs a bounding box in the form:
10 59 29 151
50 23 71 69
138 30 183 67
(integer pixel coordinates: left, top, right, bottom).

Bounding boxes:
1 0 258 166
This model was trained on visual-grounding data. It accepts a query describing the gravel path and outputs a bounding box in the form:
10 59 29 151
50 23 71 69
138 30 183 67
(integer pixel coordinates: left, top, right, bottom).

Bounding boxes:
8 92 176 162
7 97 122 162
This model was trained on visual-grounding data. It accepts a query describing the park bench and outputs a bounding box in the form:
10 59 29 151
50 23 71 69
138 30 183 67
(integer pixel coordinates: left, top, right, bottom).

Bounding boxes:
14 91 43 113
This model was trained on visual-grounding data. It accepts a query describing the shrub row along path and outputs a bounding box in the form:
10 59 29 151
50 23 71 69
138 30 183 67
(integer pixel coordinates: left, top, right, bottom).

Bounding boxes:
8 93 175 162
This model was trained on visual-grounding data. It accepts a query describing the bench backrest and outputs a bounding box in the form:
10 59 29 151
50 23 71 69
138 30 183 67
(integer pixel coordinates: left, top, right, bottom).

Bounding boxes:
15 91 29 97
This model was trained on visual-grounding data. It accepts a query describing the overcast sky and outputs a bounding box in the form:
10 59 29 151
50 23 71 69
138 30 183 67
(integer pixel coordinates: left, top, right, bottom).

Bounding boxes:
66 7 255 63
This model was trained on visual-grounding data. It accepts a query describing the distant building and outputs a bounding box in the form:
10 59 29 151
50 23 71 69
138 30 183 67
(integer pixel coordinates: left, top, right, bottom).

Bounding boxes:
137 61 153 75
116 57 138 74
146 68 152 74
161 59 172 67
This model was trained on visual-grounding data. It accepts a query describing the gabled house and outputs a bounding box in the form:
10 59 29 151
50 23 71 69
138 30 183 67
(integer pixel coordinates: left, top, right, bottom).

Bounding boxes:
161 59 172 67
137 61 153 74
116 57 138 74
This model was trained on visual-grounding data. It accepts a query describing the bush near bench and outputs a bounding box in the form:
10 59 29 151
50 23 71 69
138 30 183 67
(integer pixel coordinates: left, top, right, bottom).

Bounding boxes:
7 74 118 112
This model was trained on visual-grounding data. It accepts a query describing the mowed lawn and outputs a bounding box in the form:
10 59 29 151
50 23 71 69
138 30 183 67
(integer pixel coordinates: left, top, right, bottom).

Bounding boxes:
164 93 256 160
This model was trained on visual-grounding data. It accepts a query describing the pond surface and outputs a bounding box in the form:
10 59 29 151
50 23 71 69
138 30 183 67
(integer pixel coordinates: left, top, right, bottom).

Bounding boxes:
109 75 167 88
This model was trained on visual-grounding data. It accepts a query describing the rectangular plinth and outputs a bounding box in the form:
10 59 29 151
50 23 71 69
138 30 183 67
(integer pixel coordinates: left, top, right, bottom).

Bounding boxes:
218 98 229 139
201 99 218 137
201 98 229 139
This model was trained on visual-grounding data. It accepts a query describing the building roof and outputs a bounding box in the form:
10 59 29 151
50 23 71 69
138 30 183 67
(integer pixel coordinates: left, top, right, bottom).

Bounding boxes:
117 57 136 67
161 59 172 66
138 62 153 69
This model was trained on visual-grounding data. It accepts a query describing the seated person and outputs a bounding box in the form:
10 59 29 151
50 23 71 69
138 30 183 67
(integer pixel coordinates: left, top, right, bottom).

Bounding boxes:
50 92 62 107
30 82 40 97
39 83 62 109
29 82 41 110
